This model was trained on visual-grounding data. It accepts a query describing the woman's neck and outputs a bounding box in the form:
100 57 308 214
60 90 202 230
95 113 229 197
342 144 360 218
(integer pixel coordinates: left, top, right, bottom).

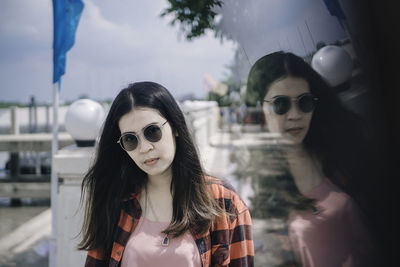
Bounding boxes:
147 166 173 191
141 168 173 222
285 145 325 195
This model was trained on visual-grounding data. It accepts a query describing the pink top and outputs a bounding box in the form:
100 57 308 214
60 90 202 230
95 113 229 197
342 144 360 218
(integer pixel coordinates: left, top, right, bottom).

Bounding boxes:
289 178 374 267
121 216 201 267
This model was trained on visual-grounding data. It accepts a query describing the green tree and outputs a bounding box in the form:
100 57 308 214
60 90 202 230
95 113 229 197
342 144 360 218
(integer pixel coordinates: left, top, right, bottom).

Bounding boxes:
206 90 232 106
161 0 223 40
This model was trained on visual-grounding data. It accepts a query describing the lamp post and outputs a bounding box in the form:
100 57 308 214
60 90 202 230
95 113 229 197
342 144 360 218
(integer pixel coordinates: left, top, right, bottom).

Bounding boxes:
311 45 353 90
65 99 106 146
52 99 105 266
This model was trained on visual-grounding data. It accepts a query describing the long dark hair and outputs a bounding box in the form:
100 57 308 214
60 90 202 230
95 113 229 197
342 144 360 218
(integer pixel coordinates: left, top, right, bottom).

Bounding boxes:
78 81 223 257
246 51 374 213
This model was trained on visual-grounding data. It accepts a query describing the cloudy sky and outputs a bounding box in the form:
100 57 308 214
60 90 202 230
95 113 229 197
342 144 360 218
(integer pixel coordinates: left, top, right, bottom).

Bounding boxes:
216 0 346 62
0 0 347 104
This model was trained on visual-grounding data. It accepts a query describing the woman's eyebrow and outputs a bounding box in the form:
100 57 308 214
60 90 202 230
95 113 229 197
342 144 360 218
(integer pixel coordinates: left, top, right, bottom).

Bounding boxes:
270 92 310 99
122 121 161 134
296 92 312 98
267 94 289 100
271 94 288 99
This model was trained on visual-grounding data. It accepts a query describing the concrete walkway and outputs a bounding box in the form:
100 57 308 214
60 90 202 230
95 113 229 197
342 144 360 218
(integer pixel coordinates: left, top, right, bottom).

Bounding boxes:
0 208 51 266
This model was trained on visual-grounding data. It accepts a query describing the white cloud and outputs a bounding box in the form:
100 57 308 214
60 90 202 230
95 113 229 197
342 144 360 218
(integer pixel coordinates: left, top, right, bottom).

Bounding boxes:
63 0 236 101
82 0 138 46
0 0 51 50
1 0 345 103
217 0 345 60
0 0 236 103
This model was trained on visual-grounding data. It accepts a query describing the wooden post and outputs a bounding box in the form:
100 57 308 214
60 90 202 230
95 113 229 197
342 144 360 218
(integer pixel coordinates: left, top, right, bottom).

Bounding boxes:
33 99 38 133
10 106 19 135
10 107 20 178
10 106 21 206
46 105 50 132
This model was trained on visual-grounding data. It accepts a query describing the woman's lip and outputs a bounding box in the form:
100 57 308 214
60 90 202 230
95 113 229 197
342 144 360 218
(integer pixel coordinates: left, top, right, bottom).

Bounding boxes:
144 158 159 166
286 128 303 135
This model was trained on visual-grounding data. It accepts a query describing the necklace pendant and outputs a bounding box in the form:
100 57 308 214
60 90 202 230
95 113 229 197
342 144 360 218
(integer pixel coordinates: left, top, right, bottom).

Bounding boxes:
311 205 319 215
162 234 169 247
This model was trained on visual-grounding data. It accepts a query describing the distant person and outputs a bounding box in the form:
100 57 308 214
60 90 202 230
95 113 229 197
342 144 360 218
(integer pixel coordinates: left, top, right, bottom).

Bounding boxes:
228 104 236 132
246 51 378 267
239 103 247 132
79 82 254 266
218 107 224 129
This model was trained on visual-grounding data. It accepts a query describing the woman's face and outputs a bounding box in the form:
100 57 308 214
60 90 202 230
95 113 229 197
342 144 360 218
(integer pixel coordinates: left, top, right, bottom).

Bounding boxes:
118 107 176 178
263 76 313 144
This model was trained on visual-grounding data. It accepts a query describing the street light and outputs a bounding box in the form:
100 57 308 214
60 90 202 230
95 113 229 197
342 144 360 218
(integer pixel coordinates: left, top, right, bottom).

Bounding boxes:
64 99 105 147
311 45 353 88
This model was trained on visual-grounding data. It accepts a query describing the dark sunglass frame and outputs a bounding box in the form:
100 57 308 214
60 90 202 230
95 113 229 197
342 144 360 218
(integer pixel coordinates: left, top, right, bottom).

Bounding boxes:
117 120 168 152
264 93 319 115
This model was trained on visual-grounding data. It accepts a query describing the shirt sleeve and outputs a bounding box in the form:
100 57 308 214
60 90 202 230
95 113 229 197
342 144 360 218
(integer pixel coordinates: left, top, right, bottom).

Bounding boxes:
84 249 108 267
208 178 255 266
228 208 255 267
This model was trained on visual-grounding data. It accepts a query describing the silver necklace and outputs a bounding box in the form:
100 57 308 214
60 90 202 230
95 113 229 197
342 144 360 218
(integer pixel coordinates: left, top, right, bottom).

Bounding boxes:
146 189 170 247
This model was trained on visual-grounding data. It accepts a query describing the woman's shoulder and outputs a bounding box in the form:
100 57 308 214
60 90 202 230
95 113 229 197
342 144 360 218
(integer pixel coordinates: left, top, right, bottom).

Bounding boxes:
205 176 248 214
311 178 363 215
205 175 237 195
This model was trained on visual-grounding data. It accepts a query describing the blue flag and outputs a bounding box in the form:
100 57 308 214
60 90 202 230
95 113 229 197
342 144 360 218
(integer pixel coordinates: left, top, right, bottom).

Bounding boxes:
52 0 84 84
322 0 346 20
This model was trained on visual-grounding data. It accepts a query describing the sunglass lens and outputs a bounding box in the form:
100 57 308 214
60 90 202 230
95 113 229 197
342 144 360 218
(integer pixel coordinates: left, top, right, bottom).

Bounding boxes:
298 95 315 113
144 125 162 142
273 97 291 115
121 134 138 151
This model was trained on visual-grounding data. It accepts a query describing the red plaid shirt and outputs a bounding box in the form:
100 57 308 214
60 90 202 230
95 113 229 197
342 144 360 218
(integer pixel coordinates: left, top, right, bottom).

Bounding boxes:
84 177 254 267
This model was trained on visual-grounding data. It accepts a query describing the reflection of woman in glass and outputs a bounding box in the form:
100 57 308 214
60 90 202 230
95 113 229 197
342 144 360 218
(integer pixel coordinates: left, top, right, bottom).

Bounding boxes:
246 52 376 267
79 82 254 266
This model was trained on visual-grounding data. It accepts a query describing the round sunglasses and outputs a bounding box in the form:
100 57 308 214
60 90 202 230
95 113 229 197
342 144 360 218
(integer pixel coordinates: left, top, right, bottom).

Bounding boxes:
264 93 318 115
117 121 168 151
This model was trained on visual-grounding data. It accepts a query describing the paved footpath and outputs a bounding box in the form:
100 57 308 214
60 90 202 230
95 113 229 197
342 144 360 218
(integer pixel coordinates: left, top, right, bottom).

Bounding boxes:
0 208 51 267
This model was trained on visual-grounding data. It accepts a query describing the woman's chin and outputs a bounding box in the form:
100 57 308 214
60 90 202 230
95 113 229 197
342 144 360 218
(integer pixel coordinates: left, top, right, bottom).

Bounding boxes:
284 133 305 145
143 164 173 178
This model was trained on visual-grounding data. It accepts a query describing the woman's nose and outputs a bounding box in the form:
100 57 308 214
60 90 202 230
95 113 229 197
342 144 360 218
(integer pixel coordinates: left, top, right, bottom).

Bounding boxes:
138 138 153 153
287 104 302 120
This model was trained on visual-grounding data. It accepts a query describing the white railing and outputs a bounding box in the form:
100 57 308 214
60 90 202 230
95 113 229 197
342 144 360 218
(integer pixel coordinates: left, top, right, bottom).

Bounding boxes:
181 100 219 148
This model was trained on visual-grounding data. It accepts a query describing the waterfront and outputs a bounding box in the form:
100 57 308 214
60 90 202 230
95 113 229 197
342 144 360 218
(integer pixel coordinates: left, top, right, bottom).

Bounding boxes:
0 200 50 267
0 153 48 241
0 204 49 238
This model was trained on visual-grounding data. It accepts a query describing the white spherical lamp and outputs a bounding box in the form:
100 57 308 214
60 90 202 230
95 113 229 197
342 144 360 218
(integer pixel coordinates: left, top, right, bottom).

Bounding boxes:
311 45 353 87
65 99 106 147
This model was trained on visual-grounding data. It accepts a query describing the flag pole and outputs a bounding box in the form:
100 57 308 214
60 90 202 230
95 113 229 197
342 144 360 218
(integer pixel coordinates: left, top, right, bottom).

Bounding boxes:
49 81 59 267
51 0 84 264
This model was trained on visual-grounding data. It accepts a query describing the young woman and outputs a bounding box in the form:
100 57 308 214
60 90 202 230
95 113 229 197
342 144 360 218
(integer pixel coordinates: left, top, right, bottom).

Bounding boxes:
246 51 377 267
78 81 254 267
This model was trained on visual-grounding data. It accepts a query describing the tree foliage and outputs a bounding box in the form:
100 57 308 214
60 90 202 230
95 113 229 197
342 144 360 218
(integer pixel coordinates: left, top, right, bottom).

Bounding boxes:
206 90 232 106
161 0 223 40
